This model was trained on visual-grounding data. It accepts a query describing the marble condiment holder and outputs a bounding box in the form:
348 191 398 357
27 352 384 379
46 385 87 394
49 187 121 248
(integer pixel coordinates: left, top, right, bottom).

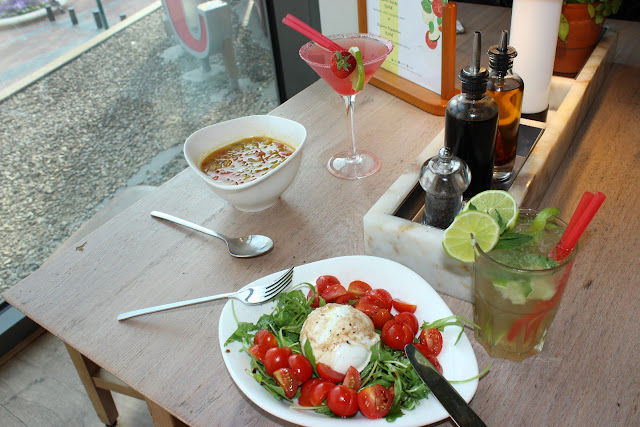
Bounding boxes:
364 27 618 302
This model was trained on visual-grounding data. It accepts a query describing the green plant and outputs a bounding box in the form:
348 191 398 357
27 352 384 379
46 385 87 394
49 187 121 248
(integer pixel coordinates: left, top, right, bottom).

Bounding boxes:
558 0 623 42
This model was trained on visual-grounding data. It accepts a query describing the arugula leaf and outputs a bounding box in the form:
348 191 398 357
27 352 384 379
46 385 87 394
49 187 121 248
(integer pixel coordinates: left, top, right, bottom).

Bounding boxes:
304 339 318 377
225 321 258 346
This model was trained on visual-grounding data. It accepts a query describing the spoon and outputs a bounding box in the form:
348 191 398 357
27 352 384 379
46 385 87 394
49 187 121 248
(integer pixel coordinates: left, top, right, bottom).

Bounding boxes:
150 211 273 258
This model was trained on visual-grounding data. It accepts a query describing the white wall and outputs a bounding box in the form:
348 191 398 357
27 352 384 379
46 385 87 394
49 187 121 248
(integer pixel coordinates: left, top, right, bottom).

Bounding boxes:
318 0 359 35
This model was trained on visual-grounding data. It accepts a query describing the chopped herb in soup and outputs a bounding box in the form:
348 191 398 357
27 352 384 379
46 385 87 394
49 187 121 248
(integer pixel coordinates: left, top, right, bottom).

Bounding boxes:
200 137 294 185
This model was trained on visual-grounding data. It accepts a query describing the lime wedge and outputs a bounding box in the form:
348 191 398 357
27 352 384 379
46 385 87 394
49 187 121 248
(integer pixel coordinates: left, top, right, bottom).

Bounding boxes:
463 190 518 230
442 211 500 263
529 207 559 232
348 47 365 91
493 279 532 305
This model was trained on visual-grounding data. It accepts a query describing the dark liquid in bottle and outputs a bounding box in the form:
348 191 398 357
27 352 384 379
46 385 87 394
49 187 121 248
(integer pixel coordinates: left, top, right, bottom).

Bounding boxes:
445 112 498 198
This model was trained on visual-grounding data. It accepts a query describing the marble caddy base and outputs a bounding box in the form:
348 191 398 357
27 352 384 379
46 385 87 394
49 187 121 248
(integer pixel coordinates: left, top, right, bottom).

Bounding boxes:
363 27 618 303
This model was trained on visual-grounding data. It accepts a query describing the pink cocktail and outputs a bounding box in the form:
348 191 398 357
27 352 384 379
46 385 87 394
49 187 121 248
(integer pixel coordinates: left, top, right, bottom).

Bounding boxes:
300 33 393 179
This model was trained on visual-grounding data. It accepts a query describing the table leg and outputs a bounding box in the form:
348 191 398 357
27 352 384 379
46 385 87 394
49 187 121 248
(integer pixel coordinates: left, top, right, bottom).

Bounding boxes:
146 399 189 427
64 343 118 426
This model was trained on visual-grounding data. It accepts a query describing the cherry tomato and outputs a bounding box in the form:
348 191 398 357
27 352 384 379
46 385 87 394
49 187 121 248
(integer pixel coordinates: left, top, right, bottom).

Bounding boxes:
354 299 382 318
317 362 346 383
299 379 334 406
428 355 443 373
248 344 268 363
307 288 320 308
381 320 414 350
357 384 393 419
371 307 393 330
288 354 313 383
348 280 372 299
322 284 349 303
254 329 278 348
316 275 340 295
394 312 419 335
264 346 292 377
335 294 352 305
392 299 417 314
327 385 359 417
419 328 443 357
366 289 393 310
342 366 361 391
273 367 299 399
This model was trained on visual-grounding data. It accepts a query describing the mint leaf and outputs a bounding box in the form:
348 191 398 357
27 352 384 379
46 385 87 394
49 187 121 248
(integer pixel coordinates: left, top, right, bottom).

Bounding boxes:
467 202 477 211
493 232 533 250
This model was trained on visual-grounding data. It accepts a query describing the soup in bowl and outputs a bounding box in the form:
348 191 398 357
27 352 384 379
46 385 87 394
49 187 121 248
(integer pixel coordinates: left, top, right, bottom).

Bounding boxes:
184 115 307 212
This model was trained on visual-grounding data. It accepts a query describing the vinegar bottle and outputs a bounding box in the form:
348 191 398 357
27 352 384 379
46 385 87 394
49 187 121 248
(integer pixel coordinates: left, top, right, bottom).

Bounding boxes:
445 31 499 199
487 30 524 182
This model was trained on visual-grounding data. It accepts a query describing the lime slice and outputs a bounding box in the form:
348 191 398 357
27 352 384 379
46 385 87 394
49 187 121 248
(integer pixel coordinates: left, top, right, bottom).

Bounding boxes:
348 47 365 91
463 190 518 230
442 211 500 263
529 207 559 232
493 279 532 305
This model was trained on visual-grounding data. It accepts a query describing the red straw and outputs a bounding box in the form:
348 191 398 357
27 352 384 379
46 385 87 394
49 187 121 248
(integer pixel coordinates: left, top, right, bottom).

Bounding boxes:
549 191 605 261
282 14 343 52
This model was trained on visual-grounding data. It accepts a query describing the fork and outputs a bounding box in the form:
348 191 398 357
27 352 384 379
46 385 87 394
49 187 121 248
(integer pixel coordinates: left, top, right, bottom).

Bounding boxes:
117 267 294 321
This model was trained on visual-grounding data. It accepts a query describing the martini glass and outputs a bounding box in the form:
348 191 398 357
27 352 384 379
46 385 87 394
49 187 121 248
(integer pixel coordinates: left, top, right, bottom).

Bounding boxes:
299 33 393 179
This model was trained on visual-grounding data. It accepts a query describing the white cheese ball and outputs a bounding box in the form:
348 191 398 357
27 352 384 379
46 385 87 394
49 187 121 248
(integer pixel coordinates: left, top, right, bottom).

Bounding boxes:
300 303 380 374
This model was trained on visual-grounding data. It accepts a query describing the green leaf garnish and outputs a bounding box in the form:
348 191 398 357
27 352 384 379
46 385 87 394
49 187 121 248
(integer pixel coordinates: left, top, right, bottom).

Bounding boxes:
493 231 534 250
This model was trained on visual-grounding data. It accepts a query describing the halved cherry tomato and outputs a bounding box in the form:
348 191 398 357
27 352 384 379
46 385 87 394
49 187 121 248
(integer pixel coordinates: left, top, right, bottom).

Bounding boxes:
264 346 292 377
317 362 346 383
354 299 381 318
254 329 278 348
299 379 334 406
348 280 372 299
357 384 393 419
392 298 417 314
327 385 359 417
273 367 299 399
342 366 361 390
316 275 340 295
248 344 268 363
288 354 313 383
394 312 419 335
307 288 320 308
412 343 444 373
335 294 352 305
419 328 443 357
381 320 414 350
371 307 393 330
428 355 443 373
366 289 393 310
322 284 349 303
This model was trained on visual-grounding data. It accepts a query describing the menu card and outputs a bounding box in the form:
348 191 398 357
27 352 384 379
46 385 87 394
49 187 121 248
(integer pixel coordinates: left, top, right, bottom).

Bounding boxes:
365 0 445 95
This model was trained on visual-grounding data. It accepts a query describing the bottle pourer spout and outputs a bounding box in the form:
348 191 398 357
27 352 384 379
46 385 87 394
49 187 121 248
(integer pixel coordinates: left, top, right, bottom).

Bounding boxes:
499 30 509 53
470 31 481 75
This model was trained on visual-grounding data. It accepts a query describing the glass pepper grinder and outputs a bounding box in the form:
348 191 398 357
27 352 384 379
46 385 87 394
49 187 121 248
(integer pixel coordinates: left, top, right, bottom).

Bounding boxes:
419 147 471 229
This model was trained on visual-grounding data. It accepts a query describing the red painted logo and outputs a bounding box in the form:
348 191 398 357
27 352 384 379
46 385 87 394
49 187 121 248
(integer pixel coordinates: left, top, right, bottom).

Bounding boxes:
164 0 208 57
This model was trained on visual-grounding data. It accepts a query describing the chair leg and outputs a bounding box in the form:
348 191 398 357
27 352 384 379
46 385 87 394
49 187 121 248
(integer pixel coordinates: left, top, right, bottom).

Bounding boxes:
146 399 189 427
64 343 118 426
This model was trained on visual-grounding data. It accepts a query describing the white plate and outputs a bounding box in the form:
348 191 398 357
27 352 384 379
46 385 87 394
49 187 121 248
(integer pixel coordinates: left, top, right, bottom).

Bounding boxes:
218 255 479 426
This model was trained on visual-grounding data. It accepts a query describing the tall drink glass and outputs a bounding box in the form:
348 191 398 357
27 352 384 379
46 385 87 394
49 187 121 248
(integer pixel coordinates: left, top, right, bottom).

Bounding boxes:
299 33 393 179
473 209 578 361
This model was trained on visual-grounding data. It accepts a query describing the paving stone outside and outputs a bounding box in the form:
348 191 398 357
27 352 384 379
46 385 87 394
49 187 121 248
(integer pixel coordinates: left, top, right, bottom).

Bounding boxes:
0 2 278 299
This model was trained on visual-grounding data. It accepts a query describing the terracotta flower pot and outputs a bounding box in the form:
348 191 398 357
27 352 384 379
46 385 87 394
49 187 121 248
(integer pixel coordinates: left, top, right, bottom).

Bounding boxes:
553 3 604 74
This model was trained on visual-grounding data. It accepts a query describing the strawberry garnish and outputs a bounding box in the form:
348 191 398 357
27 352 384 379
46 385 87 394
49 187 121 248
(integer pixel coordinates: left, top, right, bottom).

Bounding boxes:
330 50 356 79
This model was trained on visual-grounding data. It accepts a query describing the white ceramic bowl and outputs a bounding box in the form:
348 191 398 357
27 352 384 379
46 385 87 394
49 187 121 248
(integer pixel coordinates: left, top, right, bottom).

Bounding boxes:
184 115 307 212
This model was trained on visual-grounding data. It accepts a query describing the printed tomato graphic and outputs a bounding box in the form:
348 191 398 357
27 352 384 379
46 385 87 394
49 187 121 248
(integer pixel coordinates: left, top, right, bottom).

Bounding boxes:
425 31 438 50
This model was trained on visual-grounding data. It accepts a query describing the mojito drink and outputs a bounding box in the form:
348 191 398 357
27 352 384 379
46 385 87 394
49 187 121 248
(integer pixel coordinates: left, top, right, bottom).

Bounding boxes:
473 210 578 361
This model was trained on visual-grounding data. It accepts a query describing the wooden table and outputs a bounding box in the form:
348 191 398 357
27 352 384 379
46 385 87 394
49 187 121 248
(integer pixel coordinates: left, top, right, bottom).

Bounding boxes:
4 4 640 426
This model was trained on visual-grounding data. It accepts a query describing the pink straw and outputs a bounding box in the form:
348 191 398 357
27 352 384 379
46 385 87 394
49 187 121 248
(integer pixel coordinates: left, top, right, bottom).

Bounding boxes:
282 14 343 52
549 191 605 261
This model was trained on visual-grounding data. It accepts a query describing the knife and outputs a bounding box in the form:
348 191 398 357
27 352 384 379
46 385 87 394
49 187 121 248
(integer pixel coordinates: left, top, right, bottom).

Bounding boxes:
405 344 487 427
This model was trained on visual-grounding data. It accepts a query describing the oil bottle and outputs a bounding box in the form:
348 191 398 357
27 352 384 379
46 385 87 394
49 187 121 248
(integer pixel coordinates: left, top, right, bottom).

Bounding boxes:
445 31 499 199
487 30 524 182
